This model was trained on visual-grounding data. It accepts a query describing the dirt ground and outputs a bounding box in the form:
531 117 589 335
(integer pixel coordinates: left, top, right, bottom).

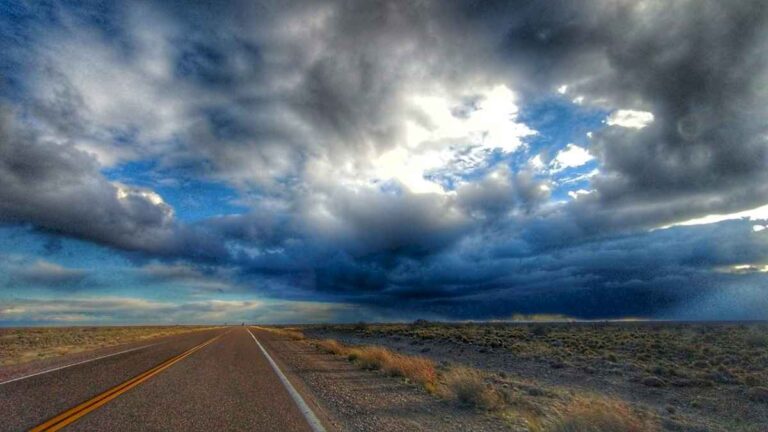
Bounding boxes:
257 328 512 432
303 321 768 432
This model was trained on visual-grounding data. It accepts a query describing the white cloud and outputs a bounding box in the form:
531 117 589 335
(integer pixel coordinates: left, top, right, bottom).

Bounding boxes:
717 264 768 274
369 84 535 194
659 202 768 229
567 189 591 199
606 109 655 129
550 144 594 172
115 184 168 207
33 18 190 167
529 154 546 172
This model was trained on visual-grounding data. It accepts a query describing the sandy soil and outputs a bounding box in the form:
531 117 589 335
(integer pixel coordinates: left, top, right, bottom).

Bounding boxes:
305 322 768 432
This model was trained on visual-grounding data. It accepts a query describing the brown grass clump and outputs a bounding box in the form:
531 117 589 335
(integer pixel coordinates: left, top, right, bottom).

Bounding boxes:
545 397 657 432
443 366 504 410
383 354 438 391
314 339 438 392
355 346 395 370
316 339 346 355
255 326 306 340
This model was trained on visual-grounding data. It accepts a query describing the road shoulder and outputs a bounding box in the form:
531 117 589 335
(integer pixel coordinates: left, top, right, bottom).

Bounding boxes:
252 328 510 432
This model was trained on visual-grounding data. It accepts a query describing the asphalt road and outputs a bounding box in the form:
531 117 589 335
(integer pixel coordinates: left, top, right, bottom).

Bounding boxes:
0 328 318 431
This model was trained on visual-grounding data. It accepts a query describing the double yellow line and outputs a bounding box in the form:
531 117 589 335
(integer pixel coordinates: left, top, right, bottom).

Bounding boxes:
31 334 222 432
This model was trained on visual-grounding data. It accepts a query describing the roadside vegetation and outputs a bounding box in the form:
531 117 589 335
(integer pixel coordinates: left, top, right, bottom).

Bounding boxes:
311 321 768 391
317 339 438 392
0 326 220 366
302 321 768 431
253 326 306 341
271 327 660 431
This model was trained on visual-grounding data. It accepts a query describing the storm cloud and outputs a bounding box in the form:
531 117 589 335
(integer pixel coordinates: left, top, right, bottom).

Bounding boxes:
1 0 767 323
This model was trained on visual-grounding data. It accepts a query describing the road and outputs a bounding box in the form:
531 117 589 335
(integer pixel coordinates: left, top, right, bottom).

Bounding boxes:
0 327 323 431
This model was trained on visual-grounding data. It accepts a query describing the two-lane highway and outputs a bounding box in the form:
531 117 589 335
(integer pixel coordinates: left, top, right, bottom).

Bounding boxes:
0 328 323 431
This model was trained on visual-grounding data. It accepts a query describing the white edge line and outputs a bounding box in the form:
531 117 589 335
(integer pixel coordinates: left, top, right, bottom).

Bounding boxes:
0 342 162 386
247 328 327 432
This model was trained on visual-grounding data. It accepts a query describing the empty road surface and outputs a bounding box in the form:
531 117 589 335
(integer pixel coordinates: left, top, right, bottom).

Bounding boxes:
0 328 323 431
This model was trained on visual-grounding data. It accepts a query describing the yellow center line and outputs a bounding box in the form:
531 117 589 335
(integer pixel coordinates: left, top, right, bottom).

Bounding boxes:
30 332 224 432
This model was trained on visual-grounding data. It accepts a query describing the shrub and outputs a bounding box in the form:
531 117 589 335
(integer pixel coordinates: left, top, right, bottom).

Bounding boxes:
547 398 657 432
443 367 503 410
316 340 438 392
354 346 393 370
531 325 549 337
745 332 768 348
383 354 437 391
316 339 346 355
257 326 305 340
346 348 362 361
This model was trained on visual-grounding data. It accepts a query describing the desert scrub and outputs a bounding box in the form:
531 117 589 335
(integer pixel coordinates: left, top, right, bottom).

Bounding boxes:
382 352 437 390
745 331 768 348
314 339 438 391
309 335 663 429
540 397 658 432
316 339 346 355
255 326 305 340
442 366 504 410
354 346 438 391
309 322 768 389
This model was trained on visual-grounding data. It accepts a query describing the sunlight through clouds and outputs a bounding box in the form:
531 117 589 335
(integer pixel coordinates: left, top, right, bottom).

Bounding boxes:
1 0 767 323
372 85 535 194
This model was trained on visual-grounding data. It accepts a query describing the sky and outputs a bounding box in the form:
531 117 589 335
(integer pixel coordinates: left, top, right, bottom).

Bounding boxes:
1 0 767 325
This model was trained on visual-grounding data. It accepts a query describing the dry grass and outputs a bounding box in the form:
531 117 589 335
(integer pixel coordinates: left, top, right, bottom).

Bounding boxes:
352 346 392 370
316 338 503 407
382 352 438 390
442 366 503 410
308 335 662 430
254 326 306 341
316 338 346 354
542 397 658 432
314 338 438 392
0 326 219 366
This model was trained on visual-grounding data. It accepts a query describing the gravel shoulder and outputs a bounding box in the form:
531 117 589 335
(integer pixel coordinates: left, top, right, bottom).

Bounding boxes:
254 328 511 432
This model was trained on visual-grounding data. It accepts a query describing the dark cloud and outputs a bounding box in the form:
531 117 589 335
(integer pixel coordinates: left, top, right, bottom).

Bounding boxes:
0 106 179 253
334 220 768 320
456 167 549 218
497 0 768 230
1 0 768 321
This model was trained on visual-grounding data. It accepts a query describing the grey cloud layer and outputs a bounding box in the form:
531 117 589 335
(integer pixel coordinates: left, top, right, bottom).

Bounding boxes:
0 296 382 325
4 258 87 288
1 0 767 320
0 107 176 253
498 0 768 230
